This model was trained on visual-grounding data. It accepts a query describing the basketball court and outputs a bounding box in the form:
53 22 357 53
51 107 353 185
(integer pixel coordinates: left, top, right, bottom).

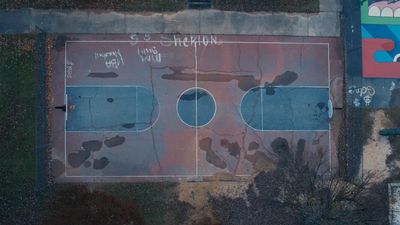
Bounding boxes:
50 34 342 182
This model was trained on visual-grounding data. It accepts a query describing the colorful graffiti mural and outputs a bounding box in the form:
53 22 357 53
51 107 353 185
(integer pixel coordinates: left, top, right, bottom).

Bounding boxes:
361 0 400 78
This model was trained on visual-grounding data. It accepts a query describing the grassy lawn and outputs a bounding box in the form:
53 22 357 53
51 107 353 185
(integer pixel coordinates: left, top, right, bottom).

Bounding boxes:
100 183 184 225
0 35 39 223
0 0 185 11
214 0 319 13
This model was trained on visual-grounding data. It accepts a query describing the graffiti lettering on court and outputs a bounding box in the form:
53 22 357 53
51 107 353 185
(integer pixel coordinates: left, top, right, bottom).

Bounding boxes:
168 35 222 47
94 49 124 69
66 60 73 78
128 33 222 47
348 85 376 107
137 46 162 63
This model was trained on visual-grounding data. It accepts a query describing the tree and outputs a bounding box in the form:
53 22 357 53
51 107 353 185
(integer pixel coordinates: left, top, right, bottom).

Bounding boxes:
211 138 389 225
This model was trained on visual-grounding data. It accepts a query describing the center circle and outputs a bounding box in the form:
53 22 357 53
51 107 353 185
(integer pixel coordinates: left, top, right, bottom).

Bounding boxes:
177 87 216 127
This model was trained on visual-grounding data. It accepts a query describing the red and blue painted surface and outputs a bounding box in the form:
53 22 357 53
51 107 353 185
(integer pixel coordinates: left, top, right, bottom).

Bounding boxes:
362 0 400 78
50 34 342 182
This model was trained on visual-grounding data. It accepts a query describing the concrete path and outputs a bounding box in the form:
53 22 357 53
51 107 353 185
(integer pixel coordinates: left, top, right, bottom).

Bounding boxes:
0 0 341 36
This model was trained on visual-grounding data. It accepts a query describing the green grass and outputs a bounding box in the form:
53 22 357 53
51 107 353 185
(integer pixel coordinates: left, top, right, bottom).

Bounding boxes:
0 35 38 223
0 0 185 11
100 183 180 225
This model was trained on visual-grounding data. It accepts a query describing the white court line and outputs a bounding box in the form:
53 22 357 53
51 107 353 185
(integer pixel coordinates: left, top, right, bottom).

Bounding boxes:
135 86 138 132
328 43 332 174
66 40 330 45
65 94 68 121
65 129 330 133
195 44 198 176
66 84 154 87
63 40 332 178
66 130 158 133
64 41 67 177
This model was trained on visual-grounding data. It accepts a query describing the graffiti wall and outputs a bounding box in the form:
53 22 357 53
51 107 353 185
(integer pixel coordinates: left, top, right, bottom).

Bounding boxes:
361 0 400 78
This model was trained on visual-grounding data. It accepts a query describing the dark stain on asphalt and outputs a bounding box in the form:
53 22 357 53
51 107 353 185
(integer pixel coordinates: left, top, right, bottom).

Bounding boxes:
199 137 227 169
104 135 125 148
317 102 328 112
248 142 260 151
161 67 260 91
88 72 118 78
221 139 241 158
162 69 298 92
122 123 135 129
93 157 110 170
270 71 299 86
199 137 212 151
107 98 114 103
67 150 91 168
180 90 208 101
271 137 292 168
295 139 306 166
83 161 91 168
82 140 103 152
317 102 325 110
264 86 276 95
55 35 68 52
390 88 400 107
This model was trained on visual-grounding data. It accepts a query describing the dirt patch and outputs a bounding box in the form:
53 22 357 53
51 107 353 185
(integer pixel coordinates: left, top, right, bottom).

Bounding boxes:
384 90 400 178
245 151 276 172
363 110 392 182
82 140 103 152
176 181 250 225
104 135 125 148
88 72 118 78
67 150 91 168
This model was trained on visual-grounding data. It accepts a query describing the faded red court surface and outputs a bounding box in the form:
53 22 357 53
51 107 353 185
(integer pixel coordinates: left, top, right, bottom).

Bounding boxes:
50 34 343 182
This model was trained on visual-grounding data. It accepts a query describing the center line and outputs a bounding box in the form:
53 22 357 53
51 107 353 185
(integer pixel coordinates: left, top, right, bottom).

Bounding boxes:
195 45 198 176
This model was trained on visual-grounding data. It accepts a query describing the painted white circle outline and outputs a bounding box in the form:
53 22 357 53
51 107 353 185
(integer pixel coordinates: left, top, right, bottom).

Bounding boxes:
176 87 217 128
133 85 161 132
393 53 400 62
239 86 264 131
